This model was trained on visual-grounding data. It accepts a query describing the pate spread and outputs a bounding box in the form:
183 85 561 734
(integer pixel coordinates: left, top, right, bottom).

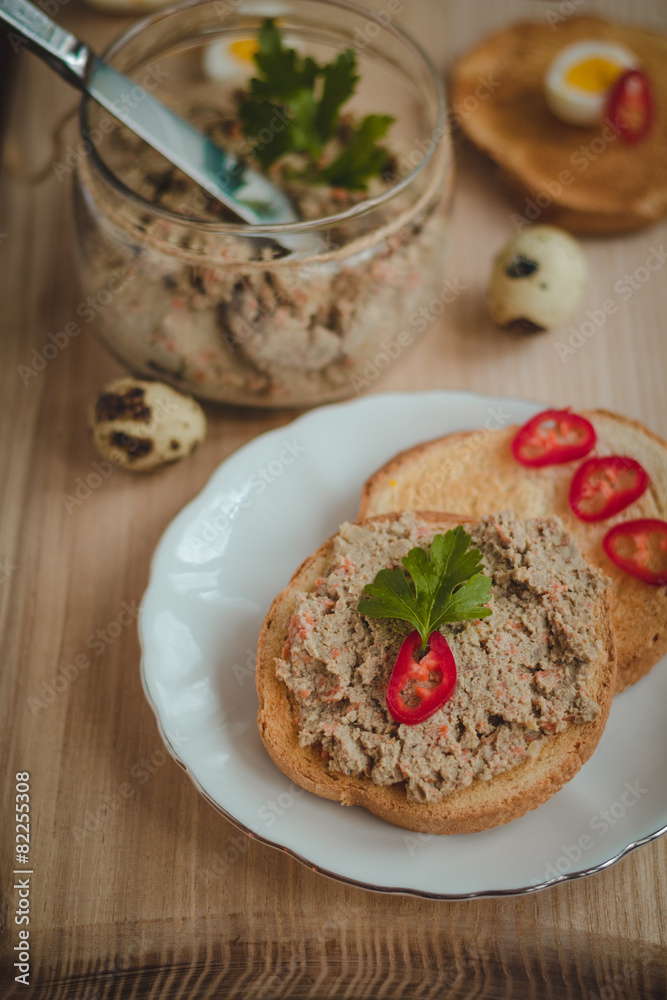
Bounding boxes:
76 107 449 407
276 512 607 803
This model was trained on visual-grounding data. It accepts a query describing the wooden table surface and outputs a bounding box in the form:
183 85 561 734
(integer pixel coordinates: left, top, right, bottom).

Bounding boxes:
1 0 666 996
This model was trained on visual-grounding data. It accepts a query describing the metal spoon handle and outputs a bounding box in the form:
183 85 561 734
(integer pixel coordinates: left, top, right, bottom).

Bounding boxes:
0 0 315 243
0 0 90 88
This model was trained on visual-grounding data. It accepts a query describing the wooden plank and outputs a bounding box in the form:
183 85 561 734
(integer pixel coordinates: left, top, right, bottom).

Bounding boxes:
1 1 666 997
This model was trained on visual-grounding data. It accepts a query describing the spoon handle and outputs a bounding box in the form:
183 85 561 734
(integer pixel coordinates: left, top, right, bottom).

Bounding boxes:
0 0 90 88
0 0 311 239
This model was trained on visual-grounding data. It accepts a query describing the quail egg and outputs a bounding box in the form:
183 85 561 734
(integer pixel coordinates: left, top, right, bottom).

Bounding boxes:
90 378 207 472
488 226 587 334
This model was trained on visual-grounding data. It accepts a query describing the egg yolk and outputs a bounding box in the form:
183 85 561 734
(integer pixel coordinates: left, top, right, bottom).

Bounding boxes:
565 57 624 93
229 39 259 63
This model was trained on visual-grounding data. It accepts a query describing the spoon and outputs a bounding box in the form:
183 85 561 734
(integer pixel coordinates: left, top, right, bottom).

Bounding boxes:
0 0 320 249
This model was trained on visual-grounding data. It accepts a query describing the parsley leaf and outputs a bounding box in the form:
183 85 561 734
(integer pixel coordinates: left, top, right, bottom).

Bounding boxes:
358 526 493 651
237 98 291 167
237 19 394 189
319 114 394 189
250 19 319 101
286 89 321 160
316 52 359 144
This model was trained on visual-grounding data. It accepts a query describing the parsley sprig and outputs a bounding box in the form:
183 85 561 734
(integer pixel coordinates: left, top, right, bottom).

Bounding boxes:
358 527 493 652
238 19 394 190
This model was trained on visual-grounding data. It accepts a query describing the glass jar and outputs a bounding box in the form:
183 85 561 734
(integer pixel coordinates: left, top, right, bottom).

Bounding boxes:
74 0 452 408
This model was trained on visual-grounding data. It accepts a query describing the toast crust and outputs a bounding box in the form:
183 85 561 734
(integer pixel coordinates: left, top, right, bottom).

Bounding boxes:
256 512 616 834
450 17 667 233
359 410 667 692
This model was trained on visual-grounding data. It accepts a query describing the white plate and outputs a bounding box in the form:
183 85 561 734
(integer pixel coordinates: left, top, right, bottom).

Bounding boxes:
140 390 667 898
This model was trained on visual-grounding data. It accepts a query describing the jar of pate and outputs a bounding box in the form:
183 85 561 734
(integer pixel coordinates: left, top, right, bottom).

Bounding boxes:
74 0 452 407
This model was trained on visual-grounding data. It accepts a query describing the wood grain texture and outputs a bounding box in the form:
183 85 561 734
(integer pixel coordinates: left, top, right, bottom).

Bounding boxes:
1 0 666 997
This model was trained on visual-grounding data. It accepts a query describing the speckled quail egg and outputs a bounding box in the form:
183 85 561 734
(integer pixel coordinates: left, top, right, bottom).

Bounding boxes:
544 40 637 127
90 378 207 472
487 226 587 335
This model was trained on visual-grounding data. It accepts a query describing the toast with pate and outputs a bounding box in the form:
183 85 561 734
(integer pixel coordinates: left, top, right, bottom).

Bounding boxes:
450 17 667 233
359 410 667 692
256 511 615 834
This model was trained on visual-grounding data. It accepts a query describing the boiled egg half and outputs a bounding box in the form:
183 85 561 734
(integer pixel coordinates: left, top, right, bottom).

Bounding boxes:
545 40 638 127
203 2 288 82
203 38 260 83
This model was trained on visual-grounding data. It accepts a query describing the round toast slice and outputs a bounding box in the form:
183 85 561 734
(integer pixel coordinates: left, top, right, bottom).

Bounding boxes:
450 17 667 233
359 410 667 692
256 512 616 835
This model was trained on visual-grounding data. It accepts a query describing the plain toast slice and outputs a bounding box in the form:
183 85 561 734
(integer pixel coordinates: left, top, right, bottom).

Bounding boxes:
450 17 667 233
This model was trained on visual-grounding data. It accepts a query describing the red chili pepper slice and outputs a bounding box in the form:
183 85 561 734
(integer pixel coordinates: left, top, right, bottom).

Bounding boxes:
603 519 667 585
511 409 597 468
606 69 654 144
568 455 649 522
386 630 456 726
